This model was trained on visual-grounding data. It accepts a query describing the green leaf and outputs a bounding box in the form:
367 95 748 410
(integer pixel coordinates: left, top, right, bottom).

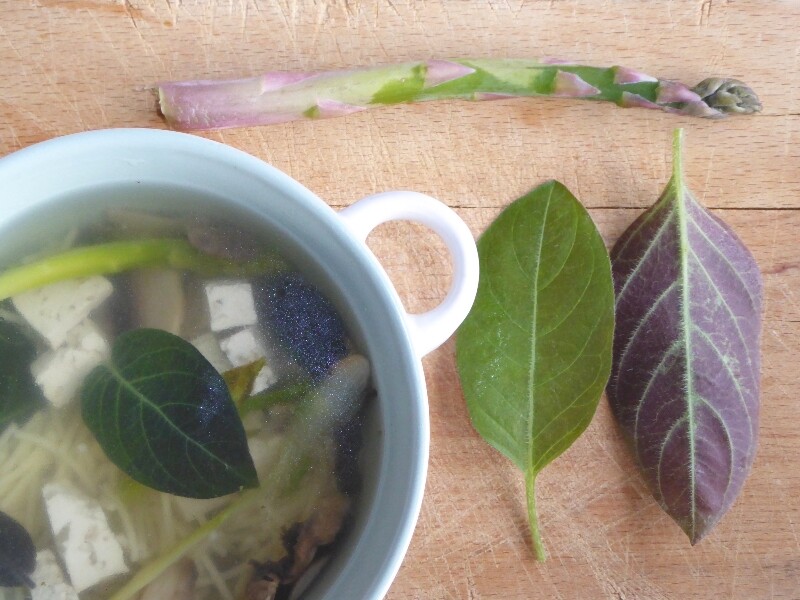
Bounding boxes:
0 318 45 434
456 181 615 560
222 359 266 408
239 379 311 416
81 328 258 499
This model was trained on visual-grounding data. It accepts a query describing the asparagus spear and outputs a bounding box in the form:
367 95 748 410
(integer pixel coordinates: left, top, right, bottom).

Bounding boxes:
158 59 761 131
0 239 284 301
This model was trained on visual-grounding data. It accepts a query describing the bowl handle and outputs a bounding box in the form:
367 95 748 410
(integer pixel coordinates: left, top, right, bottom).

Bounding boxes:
338 191 479 358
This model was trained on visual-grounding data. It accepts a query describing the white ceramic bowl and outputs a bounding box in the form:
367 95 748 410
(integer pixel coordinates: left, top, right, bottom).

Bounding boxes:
0 129 479 599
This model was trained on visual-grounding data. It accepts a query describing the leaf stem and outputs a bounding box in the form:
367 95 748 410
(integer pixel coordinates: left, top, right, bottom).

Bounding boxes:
525 469 547 562
672 128 685 186
0 239 284 301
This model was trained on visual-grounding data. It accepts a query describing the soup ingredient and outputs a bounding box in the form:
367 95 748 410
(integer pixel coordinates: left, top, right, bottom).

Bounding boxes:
204 280 258 332
0 510 36 588
0 239 284 302
607 129 762 544
222 359 268 407
12 276 113 349
0 319 45 434
256 273 348 382
42 483 128 592
239 379 311 416
191 333 233 373
456 181 615 561
247 493 350 594
130 269 185 334
157 59 762 131
187 220 262 263
137 560 195 600
219 328 276 392
31 320 109 408
81 328 259 499
30 550 79 600
108 354 370 600
109 488 263 600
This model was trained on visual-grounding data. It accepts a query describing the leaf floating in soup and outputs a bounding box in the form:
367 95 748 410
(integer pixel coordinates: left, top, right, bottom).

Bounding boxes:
0 510 36 588
0 318 46 434
222 358 267 408
81 328 259 499
255 274 348 381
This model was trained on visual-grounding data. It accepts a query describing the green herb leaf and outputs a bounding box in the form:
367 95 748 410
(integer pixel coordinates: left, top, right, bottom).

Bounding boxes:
81 328 258 499
456 181 615 560
0 319 45 434
222 359 267 408
0 510 36 588
239 379 311 416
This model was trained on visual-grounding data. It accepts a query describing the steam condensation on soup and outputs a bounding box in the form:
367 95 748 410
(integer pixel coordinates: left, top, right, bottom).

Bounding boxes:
0 207 372 600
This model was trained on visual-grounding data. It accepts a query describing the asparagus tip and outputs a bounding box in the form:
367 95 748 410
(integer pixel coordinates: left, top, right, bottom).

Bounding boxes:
692 77 762 115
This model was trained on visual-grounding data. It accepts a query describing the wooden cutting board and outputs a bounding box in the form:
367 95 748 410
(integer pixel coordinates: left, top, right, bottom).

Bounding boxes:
1 1 797 598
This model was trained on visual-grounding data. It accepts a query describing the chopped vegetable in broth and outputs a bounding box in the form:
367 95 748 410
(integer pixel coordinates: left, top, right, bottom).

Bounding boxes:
0 206 372 600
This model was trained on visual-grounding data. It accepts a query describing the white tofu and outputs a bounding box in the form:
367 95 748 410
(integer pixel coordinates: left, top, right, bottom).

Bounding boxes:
204 280 258 332
42 483 128 593
219 327 276 392
31 320 110 408
30 550 80 600
12 276 113 348
191 333 233 373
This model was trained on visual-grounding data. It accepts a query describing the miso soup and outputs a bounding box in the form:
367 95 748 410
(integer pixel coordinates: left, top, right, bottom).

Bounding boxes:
0 197 372 600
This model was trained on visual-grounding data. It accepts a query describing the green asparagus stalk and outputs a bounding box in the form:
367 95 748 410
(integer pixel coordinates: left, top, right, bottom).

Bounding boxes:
0 239 284 301
158 59 761 131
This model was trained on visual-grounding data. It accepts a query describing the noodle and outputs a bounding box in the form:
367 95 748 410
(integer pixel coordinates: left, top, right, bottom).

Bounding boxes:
194 553 234 600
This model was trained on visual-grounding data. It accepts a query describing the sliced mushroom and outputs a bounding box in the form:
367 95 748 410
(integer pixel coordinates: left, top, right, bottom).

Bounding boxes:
130 269 185 334
187 218 261 262
248 491 351 590
105 207 186 239
245 577 279 600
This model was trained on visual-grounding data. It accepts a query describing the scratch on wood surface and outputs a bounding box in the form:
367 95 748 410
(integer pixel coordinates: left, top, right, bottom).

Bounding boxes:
699 0 713 26
268 0 297 44
701 146 717 203
382 0 401 19
37 0 157 23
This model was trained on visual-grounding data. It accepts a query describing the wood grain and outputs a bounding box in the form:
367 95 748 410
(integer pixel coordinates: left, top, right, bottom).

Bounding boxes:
1 1 798 598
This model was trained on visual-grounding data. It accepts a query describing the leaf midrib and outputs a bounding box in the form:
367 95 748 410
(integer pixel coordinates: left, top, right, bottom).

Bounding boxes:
526 185 553 476
106 361 244 480
672 139 698 542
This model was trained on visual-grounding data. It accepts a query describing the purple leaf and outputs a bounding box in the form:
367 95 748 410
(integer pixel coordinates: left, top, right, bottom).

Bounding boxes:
607 130 762 544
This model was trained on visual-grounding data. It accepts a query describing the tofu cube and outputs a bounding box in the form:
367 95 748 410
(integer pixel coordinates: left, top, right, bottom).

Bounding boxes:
12 276 113 348
31 320 110 408
30 550 80 600
191 333 233 374
204 280 258 332
219 327 276 392
43 483 128 593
